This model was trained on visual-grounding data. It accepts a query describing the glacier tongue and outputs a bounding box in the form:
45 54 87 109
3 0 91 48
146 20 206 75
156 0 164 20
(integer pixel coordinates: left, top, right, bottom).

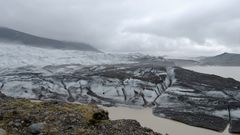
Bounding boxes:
0 64 172 106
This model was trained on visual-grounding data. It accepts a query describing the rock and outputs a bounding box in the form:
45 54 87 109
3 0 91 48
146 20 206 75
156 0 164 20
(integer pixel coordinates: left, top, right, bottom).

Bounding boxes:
229 103 240 133
0 92 7 99
13 122 22 127
67 96 75 102
27 122 45 135
92 110 109 120
96 119 162 135
0 128 6 135
0 112 3 121
89 110 109 124
153 106 229 132
229 119 240 133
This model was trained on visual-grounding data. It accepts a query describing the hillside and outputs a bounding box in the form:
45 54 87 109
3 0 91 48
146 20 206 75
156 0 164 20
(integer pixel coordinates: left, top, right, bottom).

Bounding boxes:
200 52 240 66
0 27 100 52
0 93 161 135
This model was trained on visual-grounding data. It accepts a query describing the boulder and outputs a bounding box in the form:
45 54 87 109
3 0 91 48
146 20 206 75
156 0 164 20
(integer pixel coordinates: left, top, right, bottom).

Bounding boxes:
0 129 6 135
27 122 45 135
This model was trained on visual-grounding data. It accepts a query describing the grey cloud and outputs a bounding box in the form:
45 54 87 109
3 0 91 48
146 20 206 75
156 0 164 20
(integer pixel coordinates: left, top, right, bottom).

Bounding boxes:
0 0 239 57
126 0 240 46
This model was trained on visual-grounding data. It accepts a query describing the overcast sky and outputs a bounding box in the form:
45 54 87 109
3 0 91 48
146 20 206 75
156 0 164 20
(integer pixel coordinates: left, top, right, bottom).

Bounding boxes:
0 0 239 57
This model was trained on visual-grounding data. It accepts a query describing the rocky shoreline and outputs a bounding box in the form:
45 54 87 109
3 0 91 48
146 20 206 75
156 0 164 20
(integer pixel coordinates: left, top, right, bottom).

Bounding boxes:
0 93 161 135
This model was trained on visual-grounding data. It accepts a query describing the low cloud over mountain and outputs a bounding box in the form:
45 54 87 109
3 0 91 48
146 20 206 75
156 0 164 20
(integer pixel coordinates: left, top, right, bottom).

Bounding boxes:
0 0 239 57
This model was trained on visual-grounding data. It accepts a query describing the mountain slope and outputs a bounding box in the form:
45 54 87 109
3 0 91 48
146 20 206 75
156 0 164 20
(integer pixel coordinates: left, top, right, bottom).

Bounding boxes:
168 59 199 66
0 27 100 52
200 52 240 66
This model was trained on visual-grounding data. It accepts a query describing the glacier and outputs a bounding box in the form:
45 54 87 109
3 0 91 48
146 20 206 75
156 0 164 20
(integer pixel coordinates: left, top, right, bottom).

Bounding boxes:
0 43 140 68
0 43 240 133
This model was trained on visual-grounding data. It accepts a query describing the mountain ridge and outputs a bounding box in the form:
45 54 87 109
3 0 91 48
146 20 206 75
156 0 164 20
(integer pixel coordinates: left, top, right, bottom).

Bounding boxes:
199 52 240 66
0 26 100 52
